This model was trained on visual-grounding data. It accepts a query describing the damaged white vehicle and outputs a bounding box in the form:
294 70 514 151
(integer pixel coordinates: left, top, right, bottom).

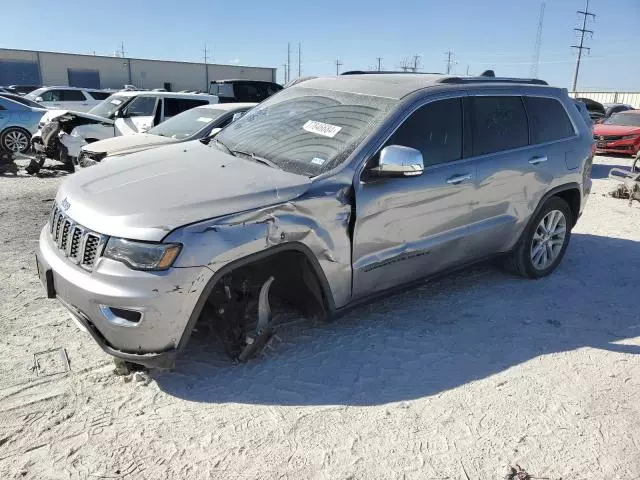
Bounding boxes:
31 91 219 166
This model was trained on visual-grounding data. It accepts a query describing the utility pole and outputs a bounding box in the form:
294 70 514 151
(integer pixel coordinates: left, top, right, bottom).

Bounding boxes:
120 41 125 58
530 1 546 78
466 65 470 76
282 63 288 84
335 59 342 75
203 43 210 92
571 0 595 92
412 55 421 72
287 42 291 83
376 57 383 71
298 42 301 77
445 51 454 74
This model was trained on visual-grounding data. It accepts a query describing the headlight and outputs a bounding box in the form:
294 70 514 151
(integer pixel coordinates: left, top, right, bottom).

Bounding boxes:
621 134 640 140
103 238 182 271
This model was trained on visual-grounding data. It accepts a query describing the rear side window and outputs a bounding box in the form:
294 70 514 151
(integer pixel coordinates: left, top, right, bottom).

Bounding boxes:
471 96 528 156
385 97 462 167
61 90 87 101
525 96 575 144
163 98 209 118
88 91 112 100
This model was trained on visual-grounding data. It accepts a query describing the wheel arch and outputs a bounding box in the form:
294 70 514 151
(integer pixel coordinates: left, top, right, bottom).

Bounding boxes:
176 242 336 352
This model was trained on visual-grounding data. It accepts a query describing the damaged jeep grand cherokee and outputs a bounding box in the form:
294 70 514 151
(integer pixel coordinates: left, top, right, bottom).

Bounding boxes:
36 74 593 369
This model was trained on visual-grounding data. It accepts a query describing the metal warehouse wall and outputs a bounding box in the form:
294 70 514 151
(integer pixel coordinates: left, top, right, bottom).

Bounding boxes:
570 92 640 109
0 48 276 91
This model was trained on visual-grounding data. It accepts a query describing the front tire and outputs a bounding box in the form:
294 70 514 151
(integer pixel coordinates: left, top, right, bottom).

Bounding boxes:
505 196 573 278
1 127 31 154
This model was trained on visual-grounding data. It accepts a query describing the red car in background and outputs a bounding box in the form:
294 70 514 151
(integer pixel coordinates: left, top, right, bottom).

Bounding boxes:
593 110 640 156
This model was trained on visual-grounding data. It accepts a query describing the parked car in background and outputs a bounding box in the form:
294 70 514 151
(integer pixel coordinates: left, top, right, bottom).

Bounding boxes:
575 97 606 122
593 110 640 156
7 85 41 95
25 86 111 112
32 91 219 164
603 103 634 119
0 92 46 109
0 97 46 153
37 74 593 368
208 79 282 103
76 102 255 168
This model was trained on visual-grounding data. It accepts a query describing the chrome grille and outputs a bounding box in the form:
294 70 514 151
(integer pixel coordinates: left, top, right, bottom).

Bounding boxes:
49 205 107 271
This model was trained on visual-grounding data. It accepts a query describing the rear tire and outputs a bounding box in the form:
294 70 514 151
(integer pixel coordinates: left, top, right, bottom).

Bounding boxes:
504 196 573 278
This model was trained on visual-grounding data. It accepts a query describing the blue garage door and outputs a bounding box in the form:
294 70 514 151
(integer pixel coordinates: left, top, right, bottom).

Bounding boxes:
0 60 41 85
67 69 100 88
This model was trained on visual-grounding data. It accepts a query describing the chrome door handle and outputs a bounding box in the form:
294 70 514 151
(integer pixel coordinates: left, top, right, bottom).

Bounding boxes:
529 156 548 165
446 173 472 184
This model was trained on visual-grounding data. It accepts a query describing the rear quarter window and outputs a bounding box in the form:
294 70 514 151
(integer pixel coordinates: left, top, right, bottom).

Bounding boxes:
525 96 575 144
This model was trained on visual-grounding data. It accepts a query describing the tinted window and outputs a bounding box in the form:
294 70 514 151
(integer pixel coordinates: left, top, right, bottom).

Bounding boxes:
123 96 157 117
384 98 462 167
163 98 209 118
61 90 87 101
88 91 112 100
39 90 62 102
525 96 575 144
472 96 528 156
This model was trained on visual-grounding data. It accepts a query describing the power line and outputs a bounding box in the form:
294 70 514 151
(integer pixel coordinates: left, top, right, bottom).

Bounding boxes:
530 1 546 78
335 59 342 75
445 51 454 74
571 0 595 92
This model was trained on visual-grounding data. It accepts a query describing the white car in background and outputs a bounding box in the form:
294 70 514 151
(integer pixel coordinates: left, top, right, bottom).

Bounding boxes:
32 91 219 163
25 86 111 112
76 102 255 168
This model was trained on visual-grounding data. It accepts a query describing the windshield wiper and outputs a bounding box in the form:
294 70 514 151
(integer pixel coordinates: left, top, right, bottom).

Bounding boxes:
231 149 281 170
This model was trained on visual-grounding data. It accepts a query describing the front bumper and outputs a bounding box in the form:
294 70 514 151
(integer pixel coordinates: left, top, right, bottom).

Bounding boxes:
594 138 640 155
37 225 213 368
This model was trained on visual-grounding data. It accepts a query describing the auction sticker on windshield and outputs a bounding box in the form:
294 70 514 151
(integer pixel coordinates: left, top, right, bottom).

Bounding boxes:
303 120 342 138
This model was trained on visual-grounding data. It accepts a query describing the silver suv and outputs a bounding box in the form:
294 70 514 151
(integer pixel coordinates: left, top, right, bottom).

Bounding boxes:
36 74 593 368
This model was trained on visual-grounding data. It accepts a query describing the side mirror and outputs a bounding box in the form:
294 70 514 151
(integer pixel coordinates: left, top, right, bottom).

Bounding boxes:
208 127 222 137
35 97 44 103
370 145 424 177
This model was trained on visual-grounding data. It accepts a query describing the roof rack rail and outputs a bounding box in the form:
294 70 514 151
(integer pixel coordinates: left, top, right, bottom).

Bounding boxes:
340 70 444 75
438 76 548 86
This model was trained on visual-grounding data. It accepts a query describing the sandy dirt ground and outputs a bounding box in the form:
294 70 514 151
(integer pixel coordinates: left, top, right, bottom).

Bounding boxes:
0 155 639 479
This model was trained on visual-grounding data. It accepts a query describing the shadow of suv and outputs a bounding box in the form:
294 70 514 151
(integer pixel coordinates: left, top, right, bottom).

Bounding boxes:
37 74 593 369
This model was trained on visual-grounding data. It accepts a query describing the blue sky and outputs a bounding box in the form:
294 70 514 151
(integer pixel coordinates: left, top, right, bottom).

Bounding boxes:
2 0 638 90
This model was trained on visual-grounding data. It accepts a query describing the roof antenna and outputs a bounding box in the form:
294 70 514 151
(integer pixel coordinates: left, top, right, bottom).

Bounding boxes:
480 69 495 77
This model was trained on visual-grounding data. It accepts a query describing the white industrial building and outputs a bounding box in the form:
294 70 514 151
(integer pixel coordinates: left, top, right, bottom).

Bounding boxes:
0 48 277 92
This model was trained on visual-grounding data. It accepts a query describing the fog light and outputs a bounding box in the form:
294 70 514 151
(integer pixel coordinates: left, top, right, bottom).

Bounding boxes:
99 306 142 327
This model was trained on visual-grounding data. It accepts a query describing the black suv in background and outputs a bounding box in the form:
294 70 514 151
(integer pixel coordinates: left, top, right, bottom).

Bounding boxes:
208 79 282 103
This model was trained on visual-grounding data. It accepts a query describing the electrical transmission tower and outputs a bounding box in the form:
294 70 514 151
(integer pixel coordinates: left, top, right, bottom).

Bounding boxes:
335 59 342 75
530 1 546 78
571 0 595 92
376 57 383 71
445 51 454 74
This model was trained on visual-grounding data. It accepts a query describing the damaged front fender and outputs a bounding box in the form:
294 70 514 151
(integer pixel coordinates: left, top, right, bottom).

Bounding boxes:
164 186 354 310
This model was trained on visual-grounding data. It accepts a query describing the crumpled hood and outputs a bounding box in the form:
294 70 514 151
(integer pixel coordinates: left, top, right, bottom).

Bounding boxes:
56 141 311 241
83 133 175 157
41 109 113 125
